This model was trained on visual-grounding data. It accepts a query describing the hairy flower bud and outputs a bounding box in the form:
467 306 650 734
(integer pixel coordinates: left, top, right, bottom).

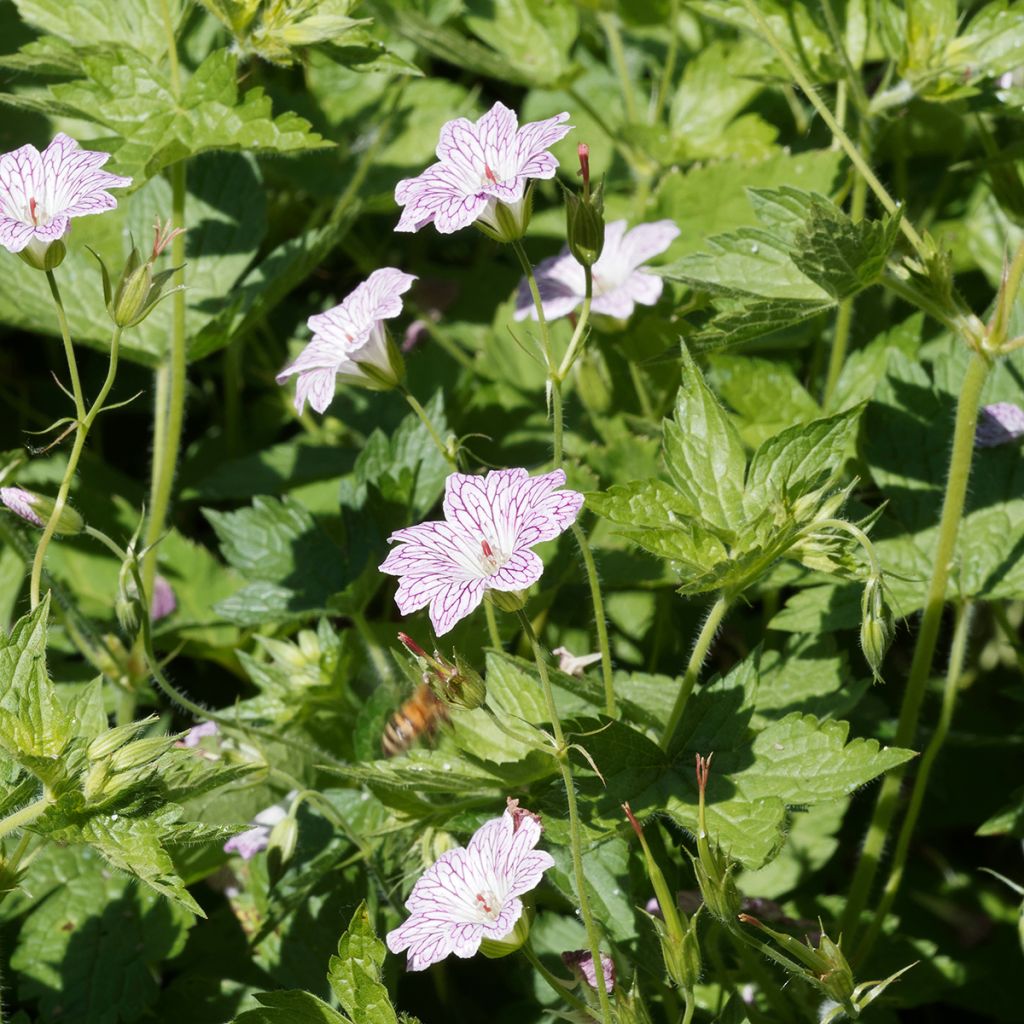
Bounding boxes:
100 243 181 329
860 574 894 683
0 486 84 535
692 755 741 922
563 146 605 269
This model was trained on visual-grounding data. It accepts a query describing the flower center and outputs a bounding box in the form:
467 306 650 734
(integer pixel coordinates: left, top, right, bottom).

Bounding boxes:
27 196 44 226
474 890 502 922
479 538 504 576
481 163 501 187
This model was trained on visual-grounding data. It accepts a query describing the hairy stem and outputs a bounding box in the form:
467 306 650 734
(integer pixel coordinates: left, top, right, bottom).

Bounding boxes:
484 599 502 649
841 350 991 938
521 942 593 1017
0 797 49 840
854 600 974 965
572 523 616 717
517 610 614 1024
660 593 730 751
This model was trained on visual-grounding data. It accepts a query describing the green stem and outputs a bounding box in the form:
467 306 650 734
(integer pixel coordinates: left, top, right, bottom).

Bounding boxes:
599 12 639 124
510 239 554 371
484 599 502 649
46 270 86 421
572 523 616 718
652 0 680 124
660 593 730 751
854 600 974 965
0 798 49 840
736 0 928 261
516 610 614 1024
401 387 456 467
841 350 991 938
30 308 124 609
141 160 187 600
681 989 695 1024
811 518 881 576
521 942 593 1017
556 268 594 382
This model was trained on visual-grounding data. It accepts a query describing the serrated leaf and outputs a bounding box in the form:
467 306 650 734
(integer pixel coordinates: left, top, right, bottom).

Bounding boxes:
233 990 351 1024
328 902 398 1024
663 346 747 532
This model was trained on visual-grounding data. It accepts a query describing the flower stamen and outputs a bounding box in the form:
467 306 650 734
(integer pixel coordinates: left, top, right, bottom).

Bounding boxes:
28 197 39 225
483 164 498 184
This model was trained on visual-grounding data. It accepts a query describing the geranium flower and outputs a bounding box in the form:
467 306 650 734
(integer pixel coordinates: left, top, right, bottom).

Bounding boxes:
514 219 680 322
379 468 584 635
561 949 616 993
394 101 572 238
276 267 415 413
0 133 130 262
976 402 1024 448
553 646 603 677
386 801 555 971
223 792 295 860
0 485 83 535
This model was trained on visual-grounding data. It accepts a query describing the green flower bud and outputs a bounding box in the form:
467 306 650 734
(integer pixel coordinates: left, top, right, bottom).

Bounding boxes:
18 237 66 272
0 486 84 536
860 574 894 683
86 718 155 762
564 145 605 269
486 589 527 614
267 814 300 885
108 735 174 774
439 652 487 710
692 754 741 922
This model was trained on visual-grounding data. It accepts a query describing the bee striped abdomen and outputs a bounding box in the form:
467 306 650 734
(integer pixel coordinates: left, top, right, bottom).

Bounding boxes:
382 683 449 757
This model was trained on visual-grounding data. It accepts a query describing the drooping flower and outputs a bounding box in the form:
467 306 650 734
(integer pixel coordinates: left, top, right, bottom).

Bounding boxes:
276 267 416 414
0 485 84 535
514 219 680 322
561 949 616 993
223 792 295 860
975 401 1024 448
386 802 555 971
379 468 584 635
395 101 573 239
553 646 603 677
0 134 131 268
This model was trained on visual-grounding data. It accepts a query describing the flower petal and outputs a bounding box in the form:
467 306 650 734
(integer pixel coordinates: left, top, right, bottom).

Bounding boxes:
514 111 573 178
618 219 680 269
429 578 487 635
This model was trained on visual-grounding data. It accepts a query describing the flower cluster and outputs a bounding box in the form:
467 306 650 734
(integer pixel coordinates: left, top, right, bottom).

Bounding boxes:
379 468 584 635
386 800 554 971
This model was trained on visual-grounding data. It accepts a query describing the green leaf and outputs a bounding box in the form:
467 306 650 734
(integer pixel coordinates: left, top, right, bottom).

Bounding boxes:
49 47 330 183
233 991 350 1024
663 346 747 532
12 0 186 63
6 844 194 1024
205 496 352 626
328 902 398 1024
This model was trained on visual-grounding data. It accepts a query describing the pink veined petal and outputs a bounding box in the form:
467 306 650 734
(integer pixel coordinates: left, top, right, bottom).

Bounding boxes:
343 267 417 332
450 922 487 957
392 573 455 617
435 116 489 189
293 368 338 414
277 335 347 380
428 578 487 635
395 163 489 234
380 520 483 581
625 270 665 307
0 218 37 253
481 178 524 205
488 549 544 591
482 898 523 940
618 219 681 269
514 249 587 321
476 101 520 175
31 215 70 242
0 144 44 221
514 112 573 178
40 133 130 217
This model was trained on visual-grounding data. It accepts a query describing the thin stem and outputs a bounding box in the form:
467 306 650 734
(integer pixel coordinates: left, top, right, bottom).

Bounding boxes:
599 12 639 124
400 387 456 467
820 0 869 113
572 523 616 718
158 0 181 92
0 797 49 840
681 989 696 1024
510 239 554 372
735 0 928 260
811 518 881 576
30 297 124 607
141 159 187 600
556 267 594 381
841 350 991 938
660 593 730 750
521 942 593 1017
516 610 614 1024
551 383 565 471
824 137 869 406
652 0 680 124
484 599 502 649
854 600 974 965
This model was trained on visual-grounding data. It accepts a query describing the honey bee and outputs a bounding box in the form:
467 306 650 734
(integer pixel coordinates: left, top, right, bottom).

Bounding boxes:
381 682 450 757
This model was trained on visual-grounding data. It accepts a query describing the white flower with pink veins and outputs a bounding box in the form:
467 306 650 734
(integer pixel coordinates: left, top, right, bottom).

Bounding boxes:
386 803 555 971
0 133 130 256
394 101 573 236
514 218 680 322
379 468 584 635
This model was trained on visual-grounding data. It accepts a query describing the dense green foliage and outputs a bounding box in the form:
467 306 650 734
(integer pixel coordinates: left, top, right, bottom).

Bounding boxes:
1 1 1023 1022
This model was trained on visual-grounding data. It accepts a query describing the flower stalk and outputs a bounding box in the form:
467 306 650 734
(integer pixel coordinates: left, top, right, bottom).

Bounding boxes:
516 609 614 1024
841 350 991 938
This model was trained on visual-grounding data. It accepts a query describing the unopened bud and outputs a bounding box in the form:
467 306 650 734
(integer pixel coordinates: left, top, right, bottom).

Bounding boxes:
860 574 894 683
108 735 174 774
486 589 527 614
0 486 84 535
564 173 605 269
267 814 300 885
18 236 66 272
693 754 741 922
438 651 487 710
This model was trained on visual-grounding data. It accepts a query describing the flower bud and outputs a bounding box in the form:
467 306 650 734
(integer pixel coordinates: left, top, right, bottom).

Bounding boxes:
0 486 84 535
479 906 531 958
96 242 182 329
486 589 527 614
564 146 605 269
266 814 300 885
18 237 66 272
108 735 174 775
860 574 894 683
692 755 741 922
437 651 487 710
86 718 155 762
561 949 615 993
